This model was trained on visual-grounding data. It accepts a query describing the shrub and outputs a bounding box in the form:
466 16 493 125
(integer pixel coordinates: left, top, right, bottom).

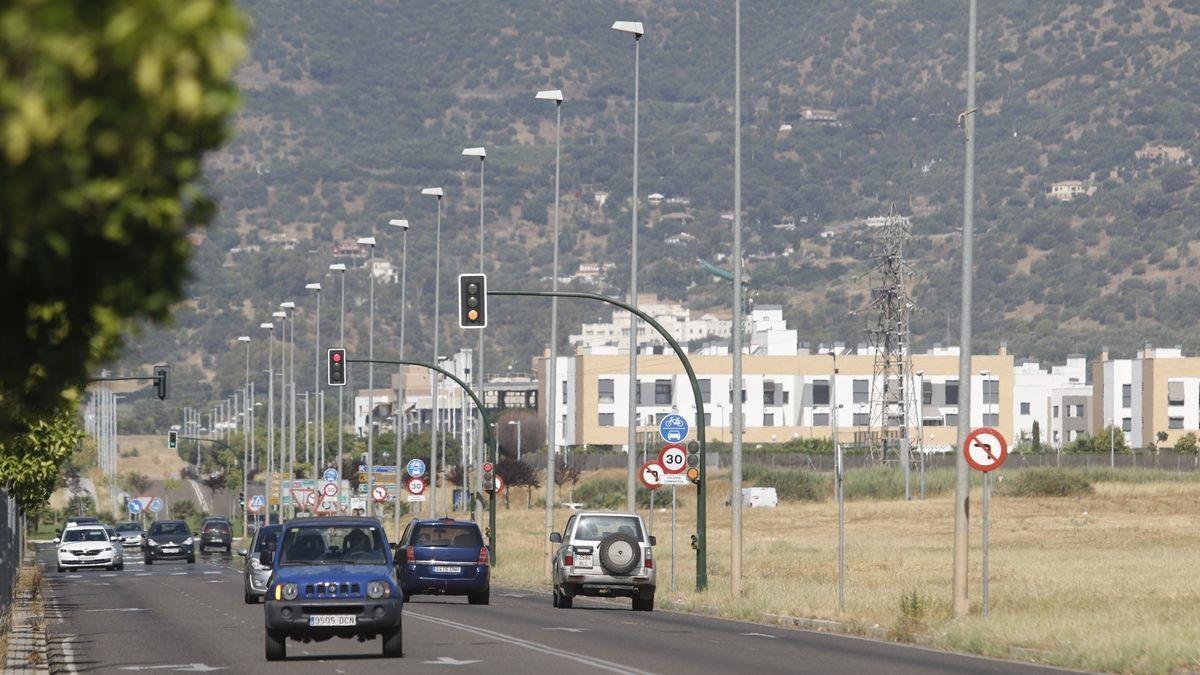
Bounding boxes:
842 466 956 500
573 476 651 509
742 465 828 502
1003 468 1093 497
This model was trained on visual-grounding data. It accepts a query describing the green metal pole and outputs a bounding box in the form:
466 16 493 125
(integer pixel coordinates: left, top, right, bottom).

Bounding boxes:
488 289 707 590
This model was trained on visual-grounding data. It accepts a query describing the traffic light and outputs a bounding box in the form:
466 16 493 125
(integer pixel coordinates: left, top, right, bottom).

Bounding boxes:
154 365 170 400
327 348 346 386
457 273 487 328
482 461 495 493
168 430 178 449
238 492 245 509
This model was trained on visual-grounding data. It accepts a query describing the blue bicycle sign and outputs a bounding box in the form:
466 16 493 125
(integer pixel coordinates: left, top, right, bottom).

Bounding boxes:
659 414 689 443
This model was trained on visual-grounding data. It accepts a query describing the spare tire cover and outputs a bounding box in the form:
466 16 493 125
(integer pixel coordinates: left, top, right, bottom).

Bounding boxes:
598 532 640 575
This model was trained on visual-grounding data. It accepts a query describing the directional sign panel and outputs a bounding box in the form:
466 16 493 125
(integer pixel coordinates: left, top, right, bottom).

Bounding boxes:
406 458 426 478
658 444 687 474
248 495 266 513
662 474 690 486
639 461 664 490
127 499 143 515
659 414 689 443
148 497 163 514
963 427 1008 473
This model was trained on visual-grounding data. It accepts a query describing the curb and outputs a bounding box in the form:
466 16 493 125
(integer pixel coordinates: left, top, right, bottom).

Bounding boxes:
3 565 49 674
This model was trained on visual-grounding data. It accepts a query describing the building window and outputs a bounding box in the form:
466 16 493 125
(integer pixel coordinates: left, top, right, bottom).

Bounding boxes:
1169 417 1184 429
598 413 614 427
922 418 943 427
1122 384 1131 408
703 413 712 426
562 382 568 405
1053 405 1059 417
852 379 869 404
782 390 790 404
655 380 672 405
812 412 830 427
763 412 775 427
812 380 830 406
1122 417 1131 432
763 383 776 406
945 381 959 405
699 379 712 404
922 382 933 405
1167 381 1185 406
1074 404 1084 418
1020 402 1031 415
853 412 869 427
984 413 999 426
944 413 958 427
982 379 999 405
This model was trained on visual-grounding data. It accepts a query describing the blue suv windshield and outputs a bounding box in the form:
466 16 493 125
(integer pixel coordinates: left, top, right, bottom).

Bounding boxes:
279 524 387 566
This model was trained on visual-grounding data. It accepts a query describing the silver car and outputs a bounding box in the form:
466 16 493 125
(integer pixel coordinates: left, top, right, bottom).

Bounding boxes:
238 524 280 604
115 522 144 548
549 511 656 611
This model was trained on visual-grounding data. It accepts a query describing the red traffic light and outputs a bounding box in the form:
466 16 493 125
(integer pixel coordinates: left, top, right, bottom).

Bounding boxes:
332 352 342 363
483 462 494 472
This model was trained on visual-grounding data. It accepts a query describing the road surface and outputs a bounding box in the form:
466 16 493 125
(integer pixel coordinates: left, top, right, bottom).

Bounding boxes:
38 545 1064 674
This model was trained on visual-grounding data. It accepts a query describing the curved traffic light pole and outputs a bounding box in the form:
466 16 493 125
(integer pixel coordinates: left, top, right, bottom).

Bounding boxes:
346 358 497 563
488 289 708 591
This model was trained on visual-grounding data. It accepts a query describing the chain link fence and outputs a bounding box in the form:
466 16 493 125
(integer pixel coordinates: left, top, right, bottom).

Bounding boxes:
0 489 23 619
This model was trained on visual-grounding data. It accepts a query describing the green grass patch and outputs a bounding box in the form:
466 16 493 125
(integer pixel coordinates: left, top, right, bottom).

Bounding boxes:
743 465 828 502
1002 468 1093 497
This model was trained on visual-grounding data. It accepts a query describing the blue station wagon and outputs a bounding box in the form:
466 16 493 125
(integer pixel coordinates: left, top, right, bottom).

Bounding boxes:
262 517 403 660
396 518 490 605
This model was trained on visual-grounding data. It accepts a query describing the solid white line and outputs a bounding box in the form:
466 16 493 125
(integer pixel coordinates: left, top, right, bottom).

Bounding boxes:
187 478 211 514
61 635 79 674
406 611 652 674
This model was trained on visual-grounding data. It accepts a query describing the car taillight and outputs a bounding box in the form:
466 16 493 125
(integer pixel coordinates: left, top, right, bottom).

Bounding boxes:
478 547 490 566
644 550 653 569
405 545 415 562
564 547 574 567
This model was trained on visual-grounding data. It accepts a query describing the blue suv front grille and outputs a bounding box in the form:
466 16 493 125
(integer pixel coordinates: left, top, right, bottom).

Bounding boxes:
304 582 362 599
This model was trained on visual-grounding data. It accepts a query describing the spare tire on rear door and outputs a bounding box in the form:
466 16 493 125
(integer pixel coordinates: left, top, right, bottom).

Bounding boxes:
598 531 640 575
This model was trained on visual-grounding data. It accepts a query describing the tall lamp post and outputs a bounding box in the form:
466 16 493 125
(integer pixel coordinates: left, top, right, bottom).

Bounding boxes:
730 0 745 598
358 235 378 517
306 282 322 476
280 301 297 517
612 19 644 513
330 263 347 497
536 87 564 579
271 310 288 516
422 186 445 514
462 147 487 523
237 336 251 538
389 218 410 535
260 322 274 518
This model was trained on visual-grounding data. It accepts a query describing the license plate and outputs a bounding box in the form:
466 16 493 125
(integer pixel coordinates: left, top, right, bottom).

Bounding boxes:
432 565 461 574
575 555 592 568
162 547 178 552
308 615 356 627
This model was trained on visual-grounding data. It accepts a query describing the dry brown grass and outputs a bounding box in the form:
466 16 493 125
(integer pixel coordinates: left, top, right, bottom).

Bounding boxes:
469 469 1200 674
115 434 187 478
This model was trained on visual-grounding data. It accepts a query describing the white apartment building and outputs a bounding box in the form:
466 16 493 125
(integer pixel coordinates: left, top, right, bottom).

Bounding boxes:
569 295 731 352
1012 355 1090 448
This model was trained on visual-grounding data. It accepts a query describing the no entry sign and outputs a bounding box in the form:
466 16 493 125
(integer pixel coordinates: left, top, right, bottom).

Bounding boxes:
963 427 1008 472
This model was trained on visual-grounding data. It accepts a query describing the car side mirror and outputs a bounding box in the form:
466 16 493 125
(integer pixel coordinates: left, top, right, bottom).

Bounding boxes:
52 537 60 544
648 535 657 546
110 535 120 541
258 550 273 568
193 531 201 537
549 532 562 543
237 549 248 557
395 548 407 564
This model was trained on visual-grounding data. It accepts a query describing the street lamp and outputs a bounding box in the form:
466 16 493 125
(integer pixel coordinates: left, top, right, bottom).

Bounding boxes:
916 370 926 499
507 420 523 462
260 322 274 517
389 218 410 535
280 301 297 517
462 147 486 523
536 87 564 578
237 336 251 538
422 186 444 515
272 309 288 516
329 263 347 498
306 282 322 477
612 18 644 514
358 235 378 517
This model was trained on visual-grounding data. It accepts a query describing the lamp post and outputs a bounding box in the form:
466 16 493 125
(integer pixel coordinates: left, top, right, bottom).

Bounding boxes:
306 282 322 477
389 218 409 534
508 420 523 462
462 147 487 523
536 87 564 578
281 301 297 517
272 310 287 516
358 235 378 517
422 186 445 515
260 322 274 517
238 336 251 538
612 19 644 513
980 368 992 620
831 352 844 611
916 370 926 499
730 0 745 598
330 263 347 499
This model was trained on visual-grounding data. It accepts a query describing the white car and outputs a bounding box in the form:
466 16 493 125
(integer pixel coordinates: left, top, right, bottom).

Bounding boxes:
56 525 124 572
549 511 656 611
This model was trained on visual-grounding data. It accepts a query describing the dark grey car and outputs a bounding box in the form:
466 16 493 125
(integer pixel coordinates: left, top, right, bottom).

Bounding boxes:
238 524 280 604
143 519 196 564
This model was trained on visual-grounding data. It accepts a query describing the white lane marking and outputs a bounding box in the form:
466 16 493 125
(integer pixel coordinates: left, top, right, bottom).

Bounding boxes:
202 571 221 575
424 656 483 666
84 607 147 612
67 574 82 579
136 573 152 577
741 632 777 639
408 611 651 674
61 634 80 674
118 664 225 671
500 592 528 598
544 627 586 633
205 580 224 584
171 572 188 576
101 573 117 577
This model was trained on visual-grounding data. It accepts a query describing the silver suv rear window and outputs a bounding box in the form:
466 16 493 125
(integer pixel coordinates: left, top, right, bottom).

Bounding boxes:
574 516 642 541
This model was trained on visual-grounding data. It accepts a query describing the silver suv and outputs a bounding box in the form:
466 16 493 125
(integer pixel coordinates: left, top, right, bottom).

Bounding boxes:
549 511 656 611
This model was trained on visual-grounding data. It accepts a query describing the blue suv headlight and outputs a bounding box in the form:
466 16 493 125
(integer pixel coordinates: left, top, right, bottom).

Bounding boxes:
367 581 390 599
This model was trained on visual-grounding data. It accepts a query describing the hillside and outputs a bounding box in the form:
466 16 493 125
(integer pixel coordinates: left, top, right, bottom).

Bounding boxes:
113 0 1200 427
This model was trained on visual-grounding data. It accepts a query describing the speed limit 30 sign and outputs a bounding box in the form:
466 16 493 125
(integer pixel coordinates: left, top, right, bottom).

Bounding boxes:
658 444 687 474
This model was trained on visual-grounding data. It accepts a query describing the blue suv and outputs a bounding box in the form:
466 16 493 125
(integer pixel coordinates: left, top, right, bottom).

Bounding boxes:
396 518 490 605
262 517 403 661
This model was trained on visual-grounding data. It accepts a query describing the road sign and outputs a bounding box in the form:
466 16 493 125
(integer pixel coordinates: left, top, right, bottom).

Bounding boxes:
371 485 388 503
322 481 339 498
127 499 143 515
407 494 427 503
963 427 1008 473
322 468 339 482
305 492 319 511
406 477 426 495
148 497 163 514
406 458 426 478
662 474 690 486
290 488 315 508
248 494 266 513
639 461 664 490
359 464 397 474
315 495 339 514
493 476 505 495
659 414 689 443
658 444 687 474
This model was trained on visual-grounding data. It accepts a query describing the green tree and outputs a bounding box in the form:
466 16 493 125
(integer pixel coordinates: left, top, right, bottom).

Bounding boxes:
0 1 246 442
0 406 82 510
1031 421 1041 453
1173 433 1197 456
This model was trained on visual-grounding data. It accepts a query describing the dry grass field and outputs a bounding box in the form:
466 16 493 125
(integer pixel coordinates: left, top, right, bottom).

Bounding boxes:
456 468 1200 674
113 434 187 478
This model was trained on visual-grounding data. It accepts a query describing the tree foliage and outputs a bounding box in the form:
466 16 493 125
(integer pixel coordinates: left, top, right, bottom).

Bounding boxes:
0 406 83 510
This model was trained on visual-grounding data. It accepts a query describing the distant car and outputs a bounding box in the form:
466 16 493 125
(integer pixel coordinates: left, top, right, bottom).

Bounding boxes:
395 518 489 605
199 519 233 553
262 517 402 661
238 524 280 604
115 522 144 548
550 511 656 611
56 525 123 572
143 520 195 564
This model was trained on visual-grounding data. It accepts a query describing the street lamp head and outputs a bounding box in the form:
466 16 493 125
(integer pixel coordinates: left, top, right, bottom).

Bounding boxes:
259 322 274 330
388 219 410 230
237 336 251 343
272 311 286 319
507 420 518 426
421 187 444 198
535 89 563 103
305 283 322 291
461 147 486 159
328 263 347 272
280 301 295 310
611 20 644 36
356 236 376 247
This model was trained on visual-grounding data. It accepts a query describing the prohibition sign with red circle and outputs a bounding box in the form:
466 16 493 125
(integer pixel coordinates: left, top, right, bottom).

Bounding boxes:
962 427 1008 473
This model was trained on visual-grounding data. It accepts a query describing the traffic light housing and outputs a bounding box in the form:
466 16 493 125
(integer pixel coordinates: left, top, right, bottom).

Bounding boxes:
154 365 169 400
482 461 495 493
328 348 346 386
168 430 178 449
458 273 487 328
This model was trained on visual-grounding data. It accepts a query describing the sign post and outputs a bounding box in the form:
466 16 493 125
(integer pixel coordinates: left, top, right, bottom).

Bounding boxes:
962 426 1008 619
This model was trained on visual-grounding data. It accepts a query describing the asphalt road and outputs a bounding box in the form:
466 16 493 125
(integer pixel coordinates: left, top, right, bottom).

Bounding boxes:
38 545 1067 674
